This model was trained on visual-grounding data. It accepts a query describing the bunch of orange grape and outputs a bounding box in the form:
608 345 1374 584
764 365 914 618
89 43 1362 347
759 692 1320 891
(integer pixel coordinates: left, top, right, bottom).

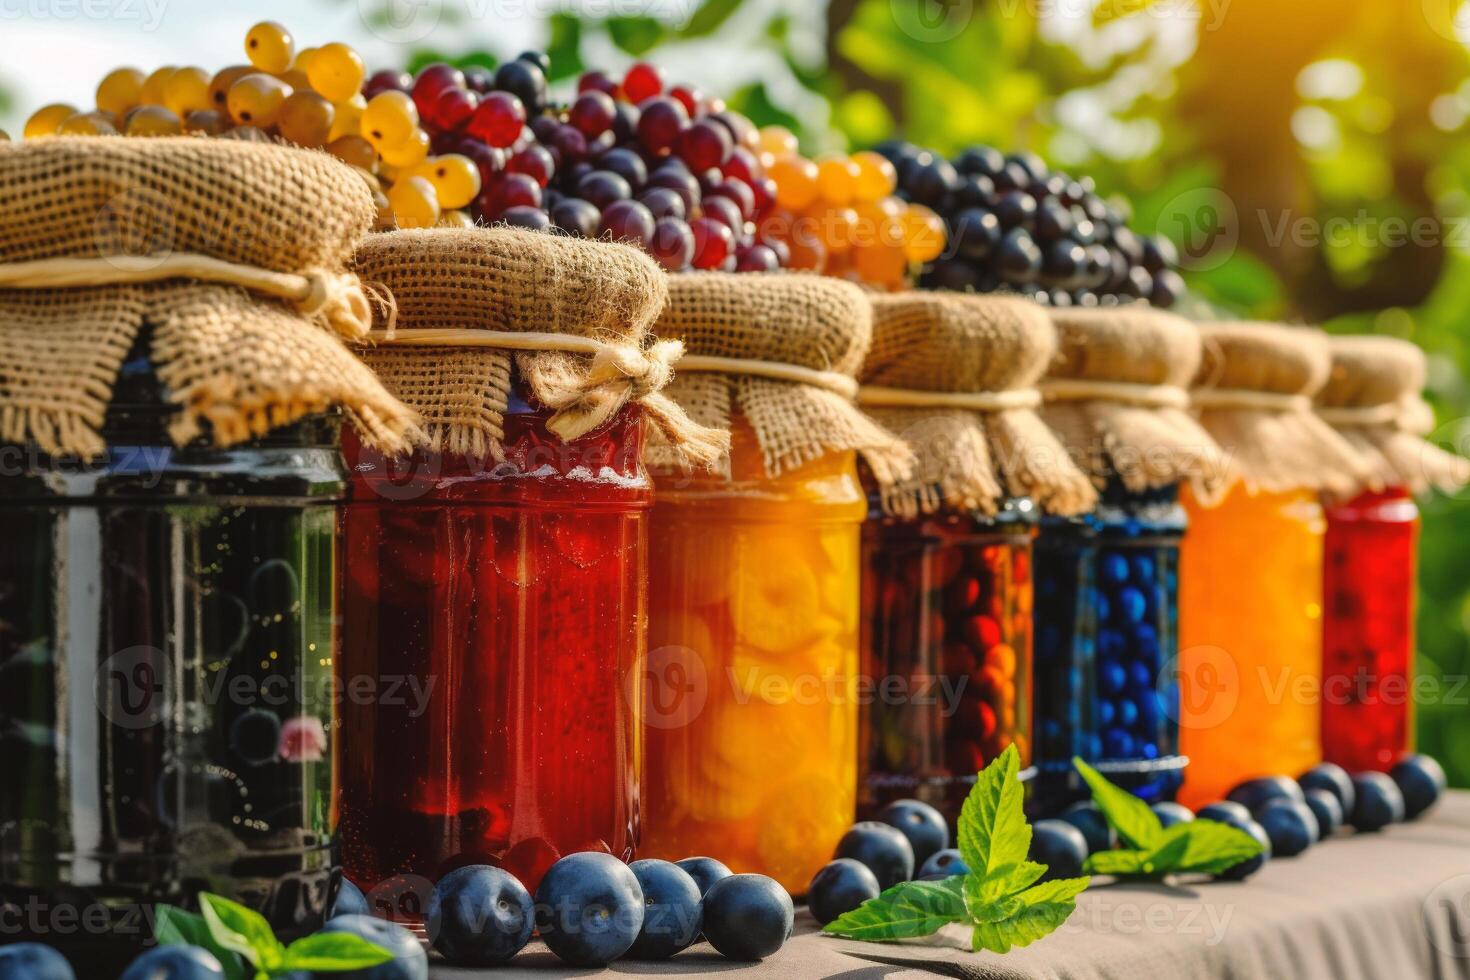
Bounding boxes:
20 22 478 231
754 125 945 289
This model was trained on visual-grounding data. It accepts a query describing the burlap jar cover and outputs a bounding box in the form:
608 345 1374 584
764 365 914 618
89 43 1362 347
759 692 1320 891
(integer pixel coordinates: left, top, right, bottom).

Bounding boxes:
858 291 1096 518
352 227 725 464
1038 306 1229 496
645 271 911 482
1315 334 1470 499
0 136 418 455
1190 321 1367 502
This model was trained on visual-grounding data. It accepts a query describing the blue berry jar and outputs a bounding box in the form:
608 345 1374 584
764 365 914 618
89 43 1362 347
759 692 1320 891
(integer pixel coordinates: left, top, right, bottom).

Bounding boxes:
1032 477 1186 811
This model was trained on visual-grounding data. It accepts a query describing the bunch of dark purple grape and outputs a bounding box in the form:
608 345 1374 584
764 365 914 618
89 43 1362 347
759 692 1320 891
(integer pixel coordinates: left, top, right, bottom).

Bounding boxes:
874 141 1184 308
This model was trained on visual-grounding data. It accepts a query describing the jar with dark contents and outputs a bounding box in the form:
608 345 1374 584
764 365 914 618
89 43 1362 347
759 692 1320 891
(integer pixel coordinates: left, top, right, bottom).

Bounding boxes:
1032 478 1186 811
1320 488 1419 772
860 499 1036 823
338 375 649 903
0 330 343 973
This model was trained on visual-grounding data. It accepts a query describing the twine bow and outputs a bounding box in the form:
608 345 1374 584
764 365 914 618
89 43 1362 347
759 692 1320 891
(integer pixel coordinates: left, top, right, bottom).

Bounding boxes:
0 253 376 340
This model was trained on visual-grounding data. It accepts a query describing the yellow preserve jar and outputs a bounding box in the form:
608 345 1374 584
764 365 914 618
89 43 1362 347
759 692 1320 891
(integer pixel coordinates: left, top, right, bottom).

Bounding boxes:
638 272 909 894
642 419 865 891
1175 322 1363 809
1177 484 1326 807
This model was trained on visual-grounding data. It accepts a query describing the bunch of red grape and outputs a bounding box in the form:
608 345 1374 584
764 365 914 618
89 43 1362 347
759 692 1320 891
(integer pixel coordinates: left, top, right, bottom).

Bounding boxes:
398 56 785 272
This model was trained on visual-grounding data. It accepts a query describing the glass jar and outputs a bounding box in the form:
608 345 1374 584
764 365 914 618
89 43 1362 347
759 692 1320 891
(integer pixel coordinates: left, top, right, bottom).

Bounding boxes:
1321 488 1419 772
338 379 648 901
0 335 342 973
1178 485 1325 808
1032 480 1186 811
859 502 1035 824
640 418 863 894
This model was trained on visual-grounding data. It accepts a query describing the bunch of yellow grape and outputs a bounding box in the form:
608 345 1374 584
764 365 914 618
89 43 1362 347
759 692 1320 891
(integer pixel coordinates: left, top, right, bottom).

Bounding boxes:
754 126 945 289
20 22 480 231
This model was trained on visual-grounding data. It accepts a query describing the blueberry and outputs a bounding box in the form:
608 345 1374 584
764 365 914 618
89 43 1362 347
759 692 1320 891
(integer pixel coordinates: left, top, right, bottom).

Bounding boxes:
1150 802 1194 829
1302 787 1344 837
1059 802 1117 855
626 860 702 959
1028 820 1088 880
952 208 1002 260
701 874 794 962
1217 820 1271 881
425 865 533 966
1099 661 1127 696
1390 753 1447 820
917 848 970 879
1195 801 1252 829
1350 772 1406 832
875 799 949 868
1256 799 1319 857
807 858 881 926
317 915 427 980
534 852 644 967
494 58 547 115
0 944 75 980
834 821 915 889
1298 762 1355 817
675 856 732 896
120 946 222 980
1226 776 1304 815
331 876 370 919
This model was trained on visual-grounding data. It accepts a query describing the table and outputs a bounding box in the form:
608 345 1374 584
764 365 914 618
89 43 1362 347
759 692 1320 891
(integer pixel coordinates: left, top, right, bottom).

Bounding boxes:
431 791 1470 979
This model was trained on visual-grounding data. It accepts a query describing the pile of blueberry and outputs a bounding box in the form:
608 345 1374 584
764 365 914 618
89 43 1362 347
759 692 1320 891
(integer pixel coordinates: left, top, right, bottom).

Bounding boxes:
874 141 1185 308
1037 753 1447 882
807 799 969 924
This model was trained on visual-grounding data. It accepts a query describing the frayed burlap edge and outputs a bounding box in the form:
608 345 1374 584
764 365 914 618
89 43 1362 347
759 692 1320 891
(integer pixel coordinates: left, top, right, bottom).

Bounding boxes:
1190 322 1366 504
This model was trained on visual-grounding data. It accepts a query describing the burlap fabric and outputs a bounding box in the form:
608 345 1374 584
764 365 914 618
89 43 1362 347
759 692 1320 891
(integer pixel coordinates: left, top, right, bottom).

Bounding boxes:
1316 334 1470 498
1040 306 1229 496
0 136 416 456
1191 321 1366 501
353 227 726 464
859 291 1095 517
647 271 911 482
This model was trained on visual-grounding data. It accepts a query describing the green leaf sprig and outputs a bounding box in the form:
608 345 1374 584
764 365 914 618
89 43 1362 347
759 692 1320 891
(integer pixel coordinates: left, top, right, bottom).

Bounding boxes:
154 893 393 980
1073 758 1264 878
824 744 1090 953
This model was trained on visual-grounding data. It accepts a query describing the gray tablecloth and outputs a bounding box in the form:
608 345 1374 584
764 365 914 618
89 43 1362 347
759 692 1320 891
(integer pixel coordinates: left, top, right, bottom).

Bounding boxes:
432 791 1470 979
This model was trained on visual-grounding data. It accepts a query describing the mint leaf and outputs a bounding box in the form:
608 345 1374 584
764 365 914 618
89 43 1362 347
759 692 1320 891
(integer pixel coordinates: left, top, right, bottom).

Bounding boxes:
154 906 247 980
958 744 1029 880
1072 758 1162 849
970 877 1090 953
1083 849 1150 875
1168 819 1266 874
281 932 396 971
822 877 968 941
969 860 1046 906
199 893 285 973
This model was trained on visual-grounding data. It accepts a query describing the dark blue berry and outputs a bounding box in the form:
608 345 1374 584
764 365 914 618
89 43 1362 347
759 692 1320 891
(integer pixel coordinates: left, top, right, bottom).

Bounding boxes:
875 799 949 869
1218 820 1270 881
1256 799 1319 857
917 848 970 879
701 875 794 962
1227 776 1304 815
1060 801 1117 855
0 944 75 980
1196 800 1252 828
1350 772 1405 832
674 856 732 897
1390 754 1446 820
835 821 915 889
1150 802 1194 829
626 860 702 959
1028 820 1088 880
317 915 427 980
1302 787 1343 837
534 852 645 967
807 858 881 925
331 876 370 919
120 946 222 980
426 865 534 966
1298 762 1355 818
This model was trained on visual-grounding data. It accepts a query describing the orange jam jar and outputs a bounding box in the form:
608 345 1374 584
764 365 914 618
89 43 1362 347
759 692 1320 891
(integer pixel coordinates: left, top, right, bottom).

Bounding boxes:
639 419 864 893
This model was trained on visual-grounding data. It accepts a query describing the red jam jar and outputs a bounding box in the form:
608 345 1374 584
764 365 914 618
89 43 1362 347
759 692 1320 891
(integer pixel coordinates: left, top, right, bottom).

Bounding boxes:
859 504 1035 822
1320 487 1419 772
338 379 649 902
